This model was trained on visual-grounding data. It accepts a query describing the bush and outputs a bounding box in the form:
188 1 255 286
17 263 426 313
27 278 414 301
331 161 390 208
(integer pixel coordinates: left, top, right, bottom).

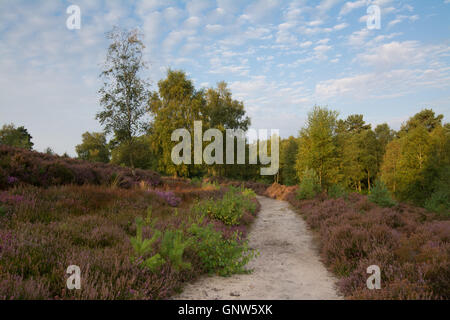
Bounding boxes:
242 187 257 198
368 180 396 208
296 168 321 200
188 223 257 276
425 190 449 216
328 184 348 199
193 188 256 226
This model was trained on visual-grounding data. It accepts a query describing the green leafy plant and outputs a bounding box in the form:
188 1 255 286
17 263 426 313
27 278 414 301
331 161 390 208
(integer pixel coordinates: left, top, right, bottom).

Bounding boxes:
242 187 257 198
188 223 257 276
328 184 348 199
368 180 396 208
296 168 321 200
425 190 449 216
193 189 256 226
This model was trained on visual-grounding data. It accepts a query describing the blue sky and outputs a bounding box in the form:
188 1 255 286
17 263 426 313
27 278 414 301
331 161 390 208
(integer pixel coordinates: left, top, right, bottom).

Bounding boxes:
0 0 449 155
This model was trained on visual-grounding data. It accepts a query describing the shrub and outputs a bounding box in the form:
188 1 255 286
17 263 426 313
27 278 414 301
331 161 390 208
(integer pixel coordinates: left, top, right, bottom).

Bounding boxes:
242 187 256 198
190 177 202 187
193 189 256 226
296 168 321 200
188 223 257 276
328 184 348 199
425 190 449 216
368 180 396 208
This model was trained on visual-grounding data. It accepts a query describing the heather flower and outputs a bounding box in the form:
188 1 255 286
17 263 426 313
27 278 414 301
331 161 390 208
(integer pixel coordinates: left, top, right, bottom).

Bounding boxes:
7 176 18 185
155 191 181 207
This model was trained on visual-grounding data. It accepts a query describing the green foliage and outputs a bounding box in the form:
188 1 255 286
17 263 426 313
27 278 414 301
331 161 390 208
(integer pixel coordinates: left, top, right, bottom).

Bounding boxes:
130 217 161 259
130 216 191 273
400 108 443 133
188 223 257 276
368 180 396 208
328 184 348 199
75 132 110 163
0 205 7 217
241 187 256 198
296 168 321 200
0 124 33 150
425 190 449 216
193 188 256 226
295 106 339 188
96 27 151 169
280 136 298 185
110 135 156 170
160 229 192 271
149 70 206 177
190 177 202 187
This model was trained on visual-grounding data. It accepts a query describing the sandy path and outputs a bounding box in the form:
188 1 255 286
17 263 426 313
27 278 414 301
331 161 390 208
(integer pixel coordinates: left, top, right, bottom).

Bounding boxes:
174 196 342 300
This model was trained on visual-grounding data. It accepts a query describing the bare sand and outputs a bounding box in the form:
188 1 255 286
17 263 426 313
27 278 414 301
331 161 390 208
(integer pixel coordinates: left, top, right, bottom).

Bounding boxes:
174 196 342 300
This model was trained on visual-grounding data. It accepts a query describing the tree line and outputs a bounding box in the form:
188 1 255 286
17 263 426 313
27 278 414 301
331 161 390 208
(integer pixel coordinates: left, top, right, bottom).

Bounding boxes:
1 27 448 213
278 107 449 212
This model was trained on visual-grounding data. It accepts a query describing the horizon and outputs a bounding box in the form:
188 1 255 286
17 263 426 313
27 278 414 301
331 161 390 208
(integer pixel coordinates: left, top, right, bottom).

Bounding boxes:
0 0 449 156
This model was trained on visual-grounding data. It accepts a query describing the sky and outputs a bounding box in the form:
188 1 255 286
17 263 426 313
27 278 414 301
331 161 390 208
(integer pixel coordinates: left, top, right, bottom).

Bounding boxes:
0 0 449 155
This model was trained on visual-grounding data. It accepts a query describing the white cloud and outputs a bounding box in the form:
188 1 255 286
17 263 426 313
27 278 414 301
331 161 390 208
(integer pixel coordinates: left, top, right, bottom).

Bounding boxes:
339 0 366 16
355 41 432 69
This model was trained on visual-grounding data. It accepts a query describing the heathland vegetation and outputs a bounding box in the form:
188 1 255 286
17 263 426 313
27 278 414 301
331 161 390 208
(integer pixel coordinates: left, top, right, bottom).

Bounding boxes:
0 27 448 299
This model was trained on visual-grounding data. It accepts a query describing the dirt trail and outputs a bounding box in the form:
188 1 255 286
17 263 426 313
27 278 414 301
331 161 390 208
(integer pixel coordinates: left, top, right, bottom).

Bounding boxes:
174 196 342 300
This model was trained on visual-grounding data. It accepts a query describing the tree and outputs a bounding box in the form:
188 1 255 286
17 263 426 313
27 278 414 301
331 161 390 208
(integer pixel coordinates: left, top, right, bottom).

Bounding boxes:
75 132 110 163
344 114 371 133
96 27 151 171
397 125 433 204
149 70 205 177
356 129 378 191
374 123 395 170
111 134 157 170
381 138 402 194
296 168 321 200
296 106 339 189
280 137 298 185
400 109 443 133
205 82 250 131
204 81 251 178
0 124 33 150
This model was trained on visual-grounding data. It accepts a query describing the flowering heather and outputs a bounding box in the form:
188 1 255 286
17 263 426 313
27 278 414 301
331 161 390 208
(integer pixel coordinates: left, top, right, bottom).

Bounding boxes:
261 183 450 300
0 183 260 300
154 191 182 207
0 191 25 205
7 176 18 185
0 145 161 190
